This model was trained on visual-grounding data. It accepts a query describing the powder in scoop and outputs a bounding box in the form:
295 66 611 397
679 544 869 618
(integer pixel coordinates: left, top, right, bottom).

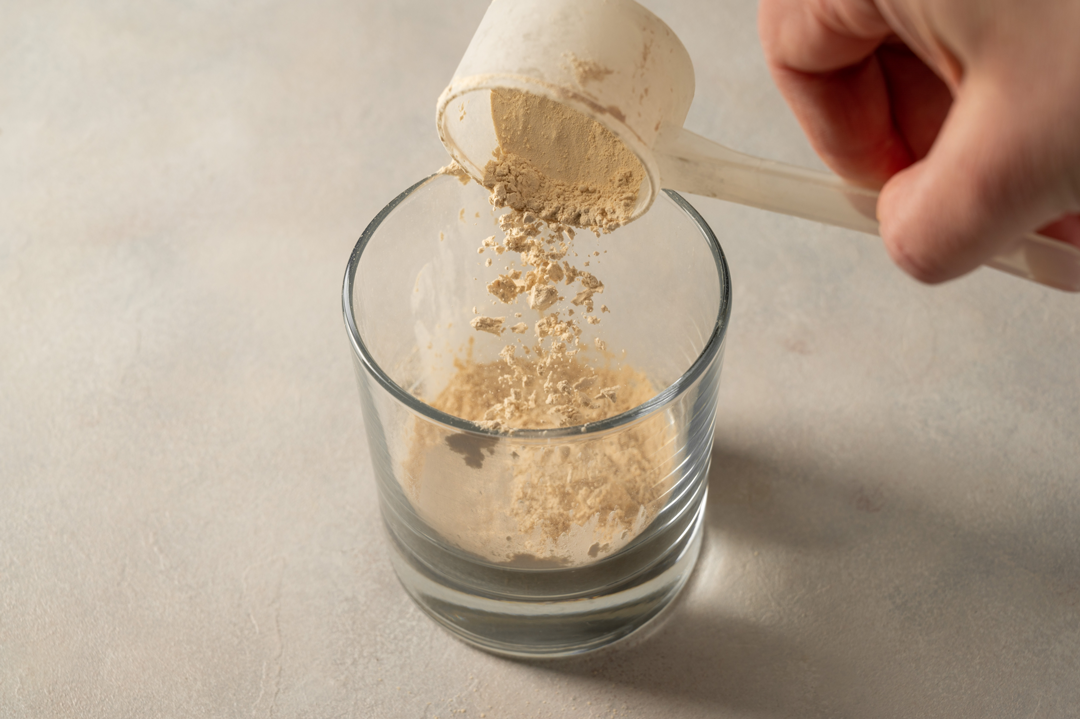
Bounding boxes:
483 88 645 233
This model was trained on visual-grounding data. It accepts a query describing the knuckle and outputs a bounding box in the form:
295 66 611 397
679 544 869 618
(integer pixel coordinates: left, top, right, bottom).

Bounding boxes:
886 239 952 284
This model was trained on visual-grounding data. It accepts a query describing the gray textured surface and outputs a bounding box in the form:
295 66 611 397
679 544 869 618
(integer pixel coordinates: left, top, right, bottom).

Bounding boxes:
2 1 1079 717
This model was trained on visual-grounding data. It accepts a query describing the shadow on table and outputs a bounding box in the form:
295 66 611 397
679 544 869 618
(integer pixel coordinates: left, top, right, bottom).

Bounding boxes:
514 440 866 714
520 437 1080 717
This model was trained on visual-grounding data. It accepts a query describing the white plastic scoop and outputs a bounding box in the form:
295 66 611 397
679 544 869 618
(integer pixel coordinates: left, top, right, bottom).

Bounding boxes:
437 0 1080 291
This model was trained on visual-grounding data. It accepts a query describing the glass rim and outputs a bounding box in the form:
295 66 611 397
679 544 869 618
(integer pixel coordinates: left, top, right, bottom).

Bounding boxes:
342 173 733 441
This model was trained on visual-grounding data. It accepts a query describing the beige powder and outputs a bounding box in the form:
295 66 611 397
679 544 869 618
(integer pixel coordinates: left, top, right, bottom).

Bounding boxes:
459 88 647 430
483 88 644 233
404 341 674 565
414 350 671 563
469 316 505 335
437 161 471 185
430 351 652 432
408 90 671 566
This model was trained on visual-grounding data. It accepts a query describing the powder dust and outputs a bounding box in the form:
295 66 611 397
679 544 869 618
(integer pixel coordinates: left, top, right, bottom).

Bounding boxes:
563 51 615 86
410 89 671 566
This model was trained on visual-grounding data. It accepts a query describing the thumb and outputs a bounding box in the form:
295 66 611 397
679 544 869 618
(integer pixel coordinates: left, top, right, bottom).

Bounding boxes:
876 77 1065 284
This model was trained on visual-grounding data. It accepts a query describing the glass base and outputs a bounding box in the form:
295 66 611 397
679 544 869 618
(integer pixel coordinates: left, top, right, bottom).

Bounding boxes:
384 494 706 659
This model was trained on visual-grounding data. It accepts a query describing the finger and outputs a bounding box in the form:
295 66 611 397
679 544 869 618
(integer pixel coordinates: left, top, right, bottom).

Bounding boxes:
877 77 1069 283
758 0 892 72
1038 215 1080 247
875 43 952 162
758 0 915 186
769 56 916 186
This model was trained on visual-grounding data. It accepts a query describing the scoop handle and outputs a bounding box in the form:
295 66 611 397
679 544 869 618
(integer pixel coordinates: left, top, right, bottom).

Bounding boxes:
655 127 1080 292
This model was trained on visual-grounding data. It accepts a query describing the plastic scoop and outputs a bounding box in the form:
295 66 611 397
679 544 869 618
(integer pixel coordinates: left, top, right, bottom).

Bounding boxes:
436 0 1080 291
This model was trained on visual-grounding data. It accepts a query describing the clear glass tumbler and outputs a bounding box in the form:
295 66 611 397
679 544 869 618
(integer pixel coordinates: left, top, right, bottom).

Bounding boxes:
343 174 732 657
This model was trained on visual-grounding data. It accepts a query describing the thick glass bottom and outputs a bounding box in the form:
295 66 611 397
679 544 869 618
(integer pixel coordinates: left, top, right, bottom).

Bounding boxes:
384 496 706 658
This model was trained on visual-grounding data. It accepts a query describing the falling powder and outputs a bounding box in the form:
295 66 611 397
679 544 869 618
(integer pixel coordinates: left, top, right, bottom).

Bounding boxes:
413 89 673 566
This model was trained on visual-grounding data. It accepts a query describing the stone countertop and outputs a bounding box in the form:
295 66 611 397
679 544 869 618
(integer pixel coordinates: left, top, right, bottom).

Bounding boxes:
2 1 1078 717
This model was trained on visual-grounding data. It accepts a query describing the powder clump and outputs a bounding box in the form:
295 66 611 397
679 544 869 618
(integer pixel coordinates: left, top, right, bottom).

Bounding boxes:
436 160 472 185
470 316 505 335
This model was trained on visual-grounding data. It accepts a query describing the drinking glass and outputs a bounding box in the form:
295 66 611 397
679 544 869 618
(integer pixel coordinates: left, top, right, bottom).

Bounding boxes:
343 173 732 657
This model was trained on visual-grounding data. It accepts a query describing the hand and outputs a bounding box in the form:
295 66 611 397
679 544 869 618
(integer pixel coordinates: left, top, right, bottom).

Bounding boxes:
758 0 1080 283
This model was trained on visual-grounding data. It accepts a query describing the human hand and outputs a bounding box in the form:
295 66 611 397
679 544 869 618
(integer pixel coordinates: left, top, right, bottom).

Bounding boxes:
758 0 1080 283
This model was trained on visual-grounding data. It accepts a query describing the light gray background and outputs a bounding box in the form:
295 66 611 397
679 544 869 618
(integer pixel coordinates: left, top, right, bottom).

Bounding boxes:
2 1 1078 717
